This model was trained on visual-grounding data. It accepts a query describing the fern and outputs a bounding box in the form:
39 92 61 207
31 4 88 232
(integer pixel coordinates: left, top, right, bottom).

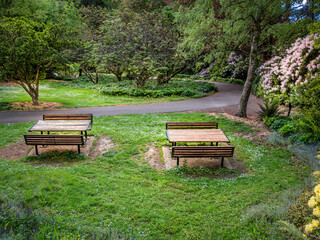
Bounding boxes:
258 99 282 120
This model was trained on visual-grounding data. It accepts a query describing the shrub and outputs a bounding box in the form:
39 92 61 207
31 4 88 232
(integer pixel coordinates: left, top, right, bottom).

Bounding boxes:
99 79 216 98
181 89 197 97
0 102 12 111
279 123 296 136
211 76 245 85
287 189 314 231
296 115 320 143
270 116 293 132
263 116 277 127
304 169 320 237
258 34 320 106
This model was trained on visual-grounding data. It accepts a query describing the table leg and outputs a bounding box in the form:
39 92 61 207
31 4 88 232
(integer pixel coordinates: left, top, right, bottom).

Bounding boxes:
35 145 39 155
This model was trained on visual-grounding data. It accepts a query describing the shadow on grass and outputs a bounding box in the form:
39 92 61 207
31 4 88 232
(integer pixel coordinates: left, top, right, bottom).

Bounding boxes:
21 150 88 167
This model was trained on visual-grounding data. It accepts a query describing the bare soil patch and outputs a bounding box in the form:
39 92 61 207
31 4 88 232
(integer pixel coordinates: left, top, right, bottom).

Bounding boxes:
145 147 165 170
144 146 247 179
0 138 31 160
0 81 20 86
89 136 117 159
0 135 116 165
11 101 62 111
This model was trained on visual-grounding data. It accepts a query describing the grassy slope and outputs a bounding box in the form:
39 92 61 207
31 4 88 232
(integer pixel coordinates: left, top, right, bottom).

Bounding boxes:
0 113 309 239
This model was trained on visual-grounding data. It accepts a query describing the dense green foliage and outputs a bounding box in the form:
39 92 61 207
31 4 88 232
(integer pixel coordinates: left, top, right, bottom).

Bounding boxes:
0 113 310 239
0 0 81 104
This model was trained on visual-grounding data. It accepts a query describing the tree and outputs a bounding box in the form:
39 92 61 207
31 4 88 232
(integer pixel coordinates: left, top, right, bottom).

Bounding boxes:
100 0 191 86
0 0 81 105
77 5 109 84
177 0 301 117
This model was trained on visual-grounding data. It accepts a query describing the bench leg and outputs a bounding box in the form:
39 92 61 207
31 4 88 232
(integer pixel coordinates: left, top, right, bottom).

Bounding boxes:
78 145 81 154
35 145 39 155
221 157 224 167
177 157 179 166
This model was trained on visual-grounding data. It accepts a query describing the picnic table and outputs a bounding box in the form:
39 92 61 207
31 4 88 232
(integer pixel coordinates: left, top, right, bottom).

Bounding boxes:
29 120 91 137
165 122 233 166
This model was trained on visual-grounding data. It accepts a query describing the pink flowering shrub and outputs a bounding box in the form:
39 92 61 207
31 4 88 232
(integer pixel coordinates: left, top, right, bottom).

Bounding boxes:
259 34 320 105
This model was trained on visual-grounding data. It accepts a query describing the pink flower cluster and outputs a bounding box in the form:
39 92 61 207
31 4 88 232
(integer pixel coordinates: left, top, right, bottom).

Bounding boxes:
259 34 320 98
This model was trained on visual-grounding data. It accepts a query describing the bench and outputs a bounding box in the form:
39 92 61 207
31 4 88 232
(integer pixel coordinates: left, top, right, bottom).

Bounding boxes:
43 114 93 130
24 134 87 155
171 145 235 167
166 122 218 130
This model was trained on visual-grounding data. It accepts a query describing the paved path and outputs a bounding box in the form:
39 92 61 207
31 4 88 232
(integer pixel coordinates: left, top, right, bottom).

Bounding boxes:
0 82 262 123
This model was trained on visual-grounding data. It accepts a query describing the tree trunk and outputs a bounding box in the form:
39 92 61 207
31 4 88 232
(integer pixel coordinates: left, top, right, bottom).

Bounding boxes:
18 68 40 106
236 22 261 118
82 68 98 84
95 68 99 84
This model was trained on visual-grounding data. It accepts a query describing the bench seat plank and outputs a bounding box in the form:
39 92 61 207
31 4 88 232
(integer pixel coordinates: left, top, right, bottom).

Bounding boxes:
171 146 235 167
24 134 86 155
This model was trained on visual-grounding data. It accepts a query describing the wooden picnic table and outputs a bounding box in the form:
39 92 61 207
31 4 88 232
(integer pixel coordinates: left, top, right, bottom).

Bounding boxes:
166 129 230 146
29 120 91 137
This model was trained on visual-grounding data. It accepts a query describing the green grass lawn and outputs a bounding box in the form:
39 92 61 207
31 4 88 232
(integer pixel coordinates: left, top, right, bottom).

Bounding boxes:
0 113 309 239
0 76 216 110
0 82 186 109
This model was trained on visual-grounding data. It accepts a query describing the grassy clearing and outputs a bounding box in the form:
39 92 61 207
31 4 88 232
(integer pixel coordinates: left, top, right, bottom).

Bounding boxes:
0 76 216 110
0 113 310 239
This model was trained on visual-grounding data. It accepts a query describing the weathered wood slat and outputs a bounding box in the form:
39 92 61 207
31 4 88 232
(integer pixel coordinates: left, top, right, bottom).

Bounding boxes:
166 129 230 143
171 146 235 167
29 120 91 132
43 114 93 130
166 122 218 129
24 134 86 155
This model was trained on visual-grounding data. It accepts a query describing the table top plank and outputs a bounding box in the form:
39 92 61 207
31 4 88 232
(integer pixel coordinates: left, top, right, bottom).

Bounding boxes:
166 129 229 143
29 120 91 132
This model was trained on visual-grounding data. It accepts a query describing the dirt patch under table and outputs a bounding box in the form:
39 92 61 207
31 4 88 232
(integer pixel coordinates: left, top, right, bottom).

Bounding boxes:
0 135 116 162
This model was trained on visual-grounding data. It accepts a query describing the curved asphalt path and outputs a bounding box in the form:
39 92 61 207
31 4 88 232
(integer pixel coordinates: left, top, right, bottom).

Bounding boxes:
0 82 262 123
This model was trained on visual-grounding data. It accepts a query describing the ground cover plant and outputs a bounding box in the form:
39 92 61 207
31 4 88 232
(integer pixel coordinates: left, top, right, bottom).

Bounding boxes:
0 76 216 110
0 113 310 239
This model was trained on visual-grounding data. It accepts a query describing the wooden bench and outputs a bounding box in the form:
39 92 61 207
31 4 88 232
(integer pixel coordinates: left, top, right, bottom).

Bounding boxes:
24 134 87 155
171 145 235 167
166 122 218 130
43 114 93 130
